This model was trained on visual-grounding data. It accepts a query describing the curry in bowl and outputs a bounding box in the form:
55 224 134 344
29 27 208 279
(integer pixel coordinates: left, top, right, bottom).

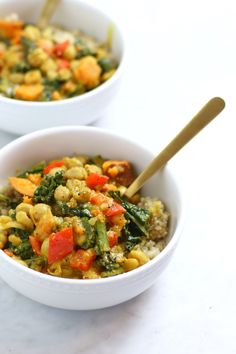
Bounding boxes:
0 155 169 279
0 15 117 101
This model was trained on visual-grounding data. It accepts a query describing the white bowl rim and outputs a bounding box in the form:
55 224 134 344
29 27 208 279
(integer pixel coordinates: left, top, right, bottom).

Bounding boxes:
0 126 185 286
0 0 125 107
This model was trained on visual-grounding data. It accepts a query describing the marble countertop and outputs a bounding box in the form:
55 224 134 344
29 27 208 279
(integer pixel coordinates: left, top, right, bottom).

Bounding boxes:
1 0 236 353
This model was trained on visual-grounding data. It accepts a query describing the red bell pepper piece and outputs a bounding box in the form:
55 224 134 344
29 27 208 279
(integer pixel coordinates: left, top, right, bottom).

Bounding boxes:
48 227 73 264
57 58 70 70
43 161 65 174
29 236 42 256
70 249 96 271
53 40 69 57
108 230 118 248
90 192 108 205
105 201 125 217
86 173 109 189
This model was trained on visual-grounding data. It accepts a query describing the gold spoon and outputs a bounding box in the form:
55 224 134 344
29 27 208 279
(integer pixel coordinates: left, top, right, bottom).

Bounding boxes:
125 97 225 199
37 0 60 30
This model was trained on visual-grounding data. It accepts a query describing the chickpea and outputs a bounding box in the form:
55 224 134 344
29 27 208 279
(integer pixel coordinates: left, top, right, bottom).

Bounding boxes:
4 52 23 68
54 185 71 202
46 70 58 80
63 157 83 168
58 68 72 81
85 164 102 175
65 167 87 180
30 203 50 224
70 60 80 71
9 72 25 84
24 70 42 84
61 81 77 94
63 45 77 60
24 25 41 41
48 167 65 176
28 48 48 67
40 58 57 73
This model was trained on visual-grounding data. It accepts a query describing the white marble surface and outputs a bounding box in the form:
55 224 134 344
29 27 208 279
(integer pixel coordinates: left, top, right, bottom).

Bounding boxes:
1 0 236 353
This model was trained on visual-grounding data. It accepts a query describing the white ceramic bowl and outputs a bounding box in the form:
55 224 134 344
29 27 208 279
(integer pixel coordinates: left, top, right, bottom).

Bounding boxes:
0 0 124 135
0 126 184 310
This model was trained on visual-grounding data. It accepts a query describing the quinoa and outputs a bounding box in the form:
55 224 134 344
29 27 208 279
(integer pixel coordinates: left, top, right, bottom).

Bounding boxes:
138 197 169 241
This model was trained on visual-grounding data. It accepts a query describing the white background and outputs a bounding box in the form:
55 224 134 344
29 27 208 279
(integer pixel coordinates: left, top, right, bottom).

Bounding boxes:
0 0 236 353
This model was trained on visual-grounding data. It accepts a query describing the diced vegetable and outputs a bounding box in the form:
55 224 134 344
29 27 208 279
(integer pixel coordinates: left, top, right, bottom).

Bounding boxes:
14 84 43 101
0 20 23 38
29 236 42 256
90 192 108 205
43 161 65 174
108 230 118 248
95 221 110 253
9 176 37 197
48 227 73 264
105 201 125 217
57 58 70 70
53 40 69 57
70 248 96 271
86 173 109 189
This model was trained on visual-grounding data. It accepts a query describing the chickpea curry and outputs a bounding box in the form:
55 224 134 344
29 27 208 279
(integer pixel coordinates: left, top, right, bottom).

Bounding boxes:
0 15 117 101
0 155 169 279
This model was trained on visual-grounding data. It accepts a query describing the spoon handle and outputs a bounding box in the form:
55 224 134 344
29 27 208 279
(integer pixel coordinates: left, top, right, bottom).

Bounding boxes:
37 0 60 30
125 97 225 198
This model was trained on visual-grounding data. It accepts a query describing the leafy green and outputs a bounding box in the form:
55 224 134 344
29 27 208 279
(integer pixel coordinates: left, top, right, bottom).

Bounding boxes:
98 57 117 73
11 228 30 240
10 240 34 260
87 155 105 167
0 193 22 209
41 79 62 101
21 36 36 52
123 223 142 251
25 256 46 271
101 267 124 278
17 161 46 178
67 83 85 98
8 229 34 260
95 221 110 253
109 191 150 236
56 201 91 218
12 61 31 73
33 171 65 204
76 47 96 59
96 252 119 271
109 191 150 251
80 217 95 249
